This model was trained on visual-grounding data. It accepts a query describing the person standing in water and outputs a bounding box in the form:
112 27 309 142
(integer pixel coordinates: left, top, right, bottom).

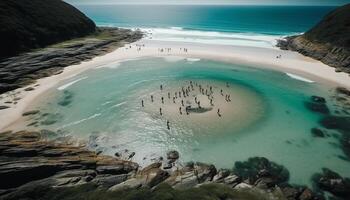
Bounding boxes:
168 92 170 99
151 95 154 102
160 108 163 116
217 108 221 117
141 100 144 107
160 84 163 91
167 120 170 130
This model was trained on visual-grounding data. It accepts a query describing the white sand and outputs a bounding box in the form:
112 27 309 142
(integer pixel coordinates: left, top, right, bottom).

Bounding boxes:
0 38 349 131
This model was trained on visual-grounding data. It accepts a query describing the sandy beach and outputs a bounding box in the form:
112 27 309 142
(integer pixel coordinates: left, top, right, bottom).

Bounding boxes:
0 38 349 131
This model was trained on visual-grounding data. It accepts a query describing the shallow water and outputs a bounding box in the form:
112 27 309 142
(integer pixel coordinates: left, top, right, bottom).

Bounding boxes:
29 58 350 186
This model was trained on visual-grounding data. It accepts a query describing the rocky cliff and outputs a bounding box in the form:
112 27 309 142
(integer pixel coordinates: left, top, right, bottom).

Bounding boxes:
277 4 350 73
0 0 96 58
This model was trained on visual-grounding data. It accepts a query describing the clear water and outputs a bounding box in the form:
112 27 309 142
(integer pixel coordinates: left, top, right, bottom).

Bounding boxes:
31 58 350 186
77 5 335 35
74 5 336 48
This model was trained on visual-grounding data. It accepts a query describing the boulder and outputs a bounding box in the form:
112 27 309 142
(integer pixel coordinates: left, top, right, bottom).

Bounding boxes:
233 157 289 187
311 96 326 104
167 150 179 161
312 168 350 198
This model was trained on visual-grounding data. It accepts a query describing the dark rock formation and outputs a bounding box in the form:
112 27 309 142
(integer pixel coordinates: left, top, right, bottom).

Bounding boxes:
0 0 96 58
319 116 350 132
311 128 325 138
0 28 143 94
277 4 350 73
305 96 330 115
312 168 350 198
233 157 289 188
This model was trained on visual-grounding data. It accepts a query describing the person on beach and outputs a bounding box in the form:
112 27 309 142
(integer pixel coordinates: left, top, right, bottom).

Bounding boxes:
198 101 201 109
195 97 197 103
167 120 170 130
141 100 144 107
210 99 213 106
168 92 170 99
175 92 177 98
228 95 231 102
179 107 182 115
179 92 181 98
160 84 163 91
160 108 162 115
181 100 184 106
220 89 223 96
173 97 176 103
161 97 164 104
151 95 154 102
217 108 221 117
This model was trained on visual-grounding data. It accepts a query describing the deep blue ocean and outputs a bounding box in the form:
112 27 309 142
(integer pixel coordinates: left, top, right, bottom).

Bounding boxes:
75 5 336 35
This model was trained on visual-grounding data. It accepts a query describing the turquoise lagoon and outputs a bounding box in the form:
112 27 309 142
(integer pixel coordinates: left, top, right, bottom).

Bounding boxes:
29 58 350 186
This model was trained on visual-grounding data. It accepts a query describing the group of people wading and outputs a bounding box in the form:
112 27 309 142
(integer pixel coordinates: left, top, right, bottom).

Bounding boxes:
141 81 232 130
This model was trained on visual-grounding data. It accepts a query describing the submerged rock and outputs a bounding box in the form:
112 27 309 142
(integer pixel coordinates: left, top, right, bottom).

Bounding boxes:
312 168 350 198
336 87 350 97
311 128 325 138
319 116 350 132
58 90 74 106
304 102 330 115
311 96 326 104
22 110 40 116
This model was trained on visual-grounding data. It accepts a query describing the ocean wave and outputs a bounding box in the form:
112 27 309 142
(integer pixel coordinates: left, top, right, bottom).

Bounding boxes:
58 77 88 90
60 113 101 129
139 27 284 48
286 73 315 83
170 26 183 30
186 58 201 62
111 102 127 108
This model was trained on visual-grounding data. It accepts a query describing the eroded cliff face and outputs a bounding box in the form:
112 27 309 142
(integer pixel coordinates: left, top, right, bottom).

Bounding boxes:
277 4 350 73
278 36 350 73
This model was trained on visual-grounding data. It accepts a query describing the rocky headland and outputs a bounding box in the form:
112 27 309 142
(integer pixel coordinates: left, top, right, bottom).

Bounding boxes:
0 0 143 94
277 4 350 74
1 130 350 200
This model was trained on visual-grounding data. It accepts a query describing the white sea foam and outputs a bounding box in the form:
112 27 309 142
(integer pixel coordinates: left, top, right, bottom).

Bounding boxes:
60 113 101 129
286 73 315 83
101 101 112 106
58 77 88 90
140 27 282 48
163 56 185 62
170 26 183 30
186 58 201 62
96 62 120 69
111 102 127 108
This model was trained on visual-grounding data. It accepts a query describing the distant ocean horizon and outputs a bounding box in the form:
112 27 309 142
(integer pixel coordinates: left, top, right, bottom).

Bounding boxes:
74 5 336 48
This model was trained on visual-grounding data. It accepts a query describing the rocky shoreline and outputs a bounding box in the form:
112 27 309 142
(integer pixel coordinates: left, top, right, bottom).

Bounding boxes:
1 130 349 200
0 27 143 94
277 36 350 74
